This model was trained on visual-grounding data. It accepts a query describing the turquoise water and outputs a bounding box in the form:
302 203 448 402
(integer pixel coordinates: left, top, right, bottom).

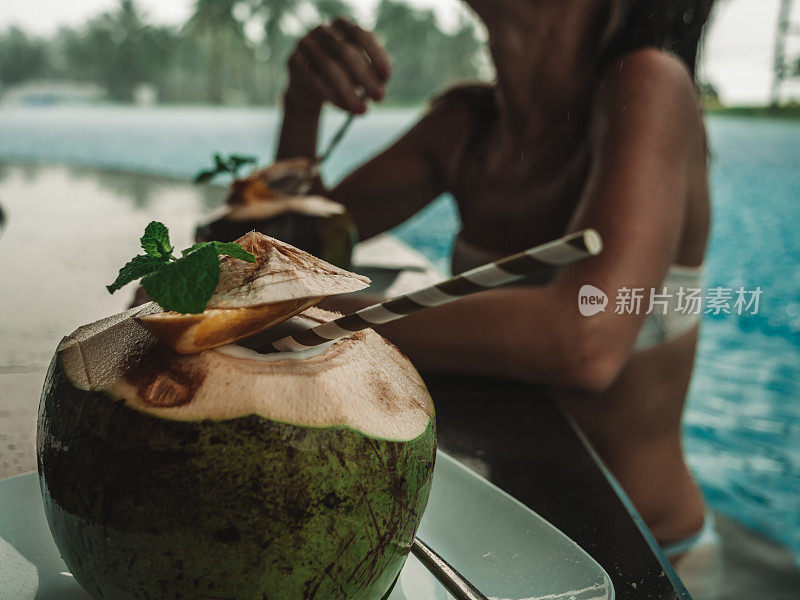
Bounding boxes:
0 105 798 559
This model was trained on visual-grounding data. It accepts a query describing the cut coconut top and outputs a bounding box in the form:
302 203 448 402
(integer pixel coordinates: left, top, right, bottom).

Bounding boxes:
207 232 369 309
137 297 320 355
57 307 434 441
227 158 316 203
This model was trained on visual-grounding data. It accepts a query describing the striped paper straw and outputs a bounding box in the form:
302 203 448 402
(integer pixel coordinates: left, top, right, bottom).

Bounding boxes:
268 229 602 353
411 537 488 600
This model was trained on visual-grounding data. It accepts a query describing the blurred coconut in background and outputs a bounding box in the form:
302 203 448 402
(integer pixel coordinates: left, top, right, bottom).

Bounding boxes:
195 158 358 269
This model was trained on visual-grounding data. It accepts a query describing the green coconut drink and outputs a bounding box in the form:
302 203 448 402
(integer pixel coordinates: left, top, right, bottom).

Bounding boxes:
36 231 436 600
195 158 357 269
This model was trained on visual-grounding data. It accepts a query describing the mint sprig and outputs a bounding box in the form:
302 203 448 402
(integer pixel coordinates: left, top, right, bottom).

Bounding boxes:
194 153 257 183
106 255 164 293
107 221 255 314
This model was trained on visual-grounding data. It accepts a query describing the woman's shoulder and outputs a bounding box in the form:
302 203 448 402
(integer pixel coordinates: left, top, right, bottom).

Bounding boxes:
594 48 706 145
598 48 701 117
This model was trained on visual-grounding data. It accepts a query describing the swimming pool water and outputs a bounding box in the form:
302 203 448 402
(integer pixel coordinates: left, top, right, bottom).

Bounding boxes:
0 105 798 560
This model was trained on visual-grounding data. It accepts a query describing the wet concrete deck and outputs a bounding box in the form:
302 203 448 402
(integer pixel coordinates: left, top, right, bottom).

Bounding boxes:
0 163 223 479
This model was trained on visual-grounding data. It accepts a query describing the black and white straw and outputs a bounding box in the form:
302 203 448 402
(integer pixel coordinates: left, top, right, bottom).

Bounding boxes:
411 537 488 600
268 229 603 353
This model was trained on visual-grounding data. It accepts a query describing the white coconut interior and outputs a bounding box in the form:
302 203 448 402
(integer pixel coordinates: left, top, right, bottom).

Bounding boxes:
59 307 434 442
225 196 346 222
216 341 334 362
208 232 369 309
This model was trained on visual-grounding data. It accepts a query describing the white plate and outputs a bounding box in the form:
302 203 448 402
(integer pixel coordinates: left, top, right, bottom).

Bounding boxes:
0 452 613 600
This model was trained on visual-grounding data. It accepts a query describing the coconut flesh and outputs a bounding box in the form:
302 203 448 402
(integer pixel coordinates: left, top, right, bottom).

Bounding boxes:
36 233 436 600
195 158 356 269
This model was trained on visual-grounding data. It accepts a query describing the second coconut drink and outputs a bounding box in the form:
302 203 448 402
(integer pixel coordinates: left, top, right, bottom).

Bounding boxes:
195 157 358 269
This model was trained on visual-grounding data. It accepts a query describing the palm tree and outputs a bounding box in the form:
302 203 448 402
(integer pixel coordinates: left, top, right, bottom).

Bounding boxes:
770 0 794 107
60 0 178 102
245 0 304 103
374 0 484 104
184 0 250 104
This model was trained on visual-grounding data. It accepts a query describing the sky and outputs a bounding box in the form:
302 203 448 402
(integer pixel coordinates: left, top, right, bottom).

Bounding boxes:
1 0 798 105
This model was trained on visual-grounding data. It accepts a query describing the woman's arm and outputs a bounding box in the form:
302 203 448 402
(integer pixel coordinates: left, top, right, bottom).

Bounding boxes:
332 50 706 392
279 93 464 240
327 101 466 239
282 94 464 239
276 17 467 240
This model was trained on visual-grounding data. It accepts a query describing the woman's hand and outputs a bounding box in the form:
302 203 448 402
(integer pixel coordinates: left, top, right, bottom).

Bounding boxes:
286 17 391 114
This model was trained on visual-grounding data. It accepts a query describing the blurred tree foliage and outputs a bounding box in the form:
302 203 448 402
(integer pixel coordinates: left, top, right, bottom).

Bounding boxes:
182 0 251 104
375 0 484 104
0 27 49 85
59 0 178 102
0 0 485 106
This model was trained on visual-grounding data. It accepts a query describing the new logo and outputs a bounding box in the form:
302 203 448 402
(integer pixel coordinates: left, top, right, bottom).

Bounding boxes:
578 285 608 317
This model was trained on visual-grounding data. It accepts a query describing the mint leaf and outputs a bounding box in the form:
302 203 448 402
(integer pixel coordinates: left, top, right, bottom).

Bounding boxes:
141 243 220 314
193 153 258 183
183 242 255 263
181 242 207 256
194 169 217 184
213 153 227 172
109 223 256 314
106 255 163 294
140 221 173 258
229 155 257 172
212 242 256 262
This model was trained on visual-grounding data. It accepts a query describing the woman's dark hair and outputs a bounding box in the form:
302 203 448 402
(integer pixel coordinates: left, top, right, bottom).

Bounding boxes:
600 0 716 77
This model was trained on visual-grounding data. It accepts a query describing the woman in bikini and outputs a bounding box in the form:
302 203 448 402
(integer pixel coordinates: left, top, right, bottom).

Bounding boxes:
277 0 717 591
